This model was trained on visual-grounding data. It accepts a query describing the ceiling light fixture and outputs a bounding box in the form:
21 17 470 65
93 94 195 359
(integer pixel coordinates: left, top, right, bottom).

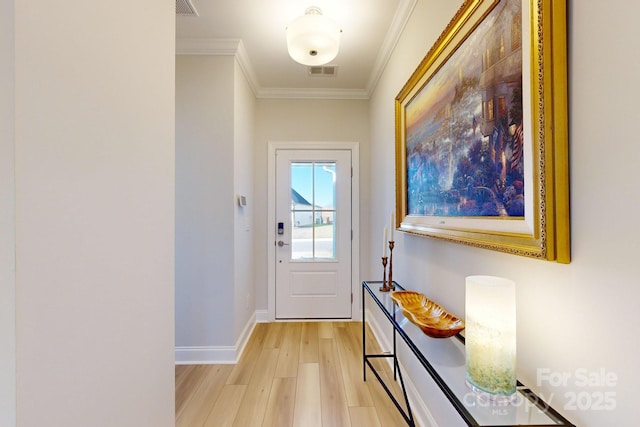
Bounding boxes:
286 6 341 66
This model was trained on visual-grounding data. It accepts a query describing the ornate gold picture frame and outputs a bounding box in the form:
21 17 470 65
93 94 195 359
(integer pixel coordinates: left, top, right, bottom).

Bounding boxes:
395 0 569 263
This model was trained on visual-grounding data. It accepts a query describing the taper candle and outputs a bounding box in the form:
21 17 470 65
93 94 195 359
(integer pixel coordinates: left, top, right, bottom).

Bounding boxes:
390 211 395 241
382 227 388 257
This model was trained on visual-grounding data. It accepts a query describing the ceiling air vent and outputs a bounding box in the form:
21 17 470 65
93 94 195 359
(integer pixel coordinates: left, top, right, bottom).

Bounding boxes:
176 0 199 17
308 65 338 77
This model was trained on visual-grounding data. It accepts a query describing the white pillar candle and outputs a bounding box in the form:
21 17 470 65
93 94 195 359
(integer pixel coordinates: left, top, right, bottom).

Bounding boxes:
465 275 516 399
390 211 395 241
382 227 387 257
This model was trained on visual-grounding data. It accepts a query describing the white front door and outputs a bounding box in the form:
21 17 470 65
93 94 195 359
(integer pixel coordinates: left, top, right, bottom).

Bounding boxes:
275 149 352 319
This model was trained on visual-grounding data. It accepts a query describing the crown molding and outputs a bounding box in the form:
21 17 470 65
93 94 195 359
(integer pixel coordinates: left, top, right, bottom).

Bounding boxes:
366 0 418 94
176 37 241 55
176 38 260 96
256 87 369 100
233 40 260 97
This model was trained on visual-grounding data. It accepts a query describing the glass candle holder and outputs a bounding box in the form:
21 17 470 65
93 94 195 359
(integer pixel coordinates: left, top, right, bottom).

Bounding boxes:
465 275 516 401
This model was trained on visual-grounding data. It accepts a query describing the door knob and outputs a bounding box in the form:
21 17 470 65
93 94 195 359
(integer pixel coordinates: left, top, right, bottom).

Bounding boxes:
277 240 289 247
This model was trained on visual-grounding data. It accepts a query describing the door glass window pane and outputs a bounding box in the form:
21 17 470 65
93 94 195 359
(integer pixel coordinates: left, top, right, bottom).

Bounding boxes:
314 212 336 259
291 161 337 260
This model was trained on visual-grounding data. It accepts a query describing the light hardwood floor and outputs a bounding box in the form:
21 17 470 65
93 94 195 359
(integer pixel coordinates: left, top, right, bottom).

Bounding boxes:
176 321 413 427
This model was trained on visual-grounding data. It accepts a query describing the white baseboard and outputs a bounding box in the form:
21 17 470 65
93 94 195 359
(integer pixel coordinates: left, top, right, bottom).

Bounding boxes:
255 309 269 323
174 345 237 364
232 311 257 361
254 310 362 323
365 308 439 427
175 312 257 365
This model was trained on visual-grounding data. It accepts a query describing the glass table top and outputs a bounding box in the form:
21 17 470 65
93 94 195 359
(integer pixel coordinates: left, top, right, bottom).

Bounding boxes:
363 281 574 427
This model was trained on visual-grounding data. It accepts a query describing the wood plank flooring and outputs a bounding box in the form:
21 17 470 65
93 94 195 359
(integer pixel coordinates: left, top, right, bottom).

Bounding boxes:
176 321 413 427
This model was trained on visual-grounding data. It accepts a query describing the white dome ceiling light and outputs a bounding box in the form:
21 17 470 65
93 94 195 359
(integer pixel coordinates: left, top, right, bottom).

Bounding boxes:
286 6 341 66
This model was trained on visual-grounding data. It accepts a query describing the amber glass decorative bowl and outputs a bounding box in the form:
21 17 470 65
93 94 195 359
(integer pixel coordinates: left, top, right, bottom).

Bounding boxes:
390 291 465 338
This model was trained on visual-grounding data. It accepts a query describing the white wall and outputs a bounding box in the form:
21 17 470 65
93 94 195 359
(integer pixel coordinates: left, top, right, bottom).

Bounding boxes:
175 55 236 348
13 1 176 426
253 99 371 312
175 55 257 356
233 60 257 339
367 0 637 426
0 0 16 425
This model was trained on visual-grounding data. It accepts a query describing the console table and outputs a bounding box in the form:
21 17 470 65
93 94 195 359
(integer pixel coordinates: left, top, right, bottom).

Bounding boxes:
362 280 575 427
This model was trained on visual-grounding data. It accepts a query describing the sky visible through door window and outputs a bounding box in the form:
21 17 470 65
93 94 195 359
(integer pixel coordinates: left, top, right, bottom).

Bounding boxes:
292 162 336 208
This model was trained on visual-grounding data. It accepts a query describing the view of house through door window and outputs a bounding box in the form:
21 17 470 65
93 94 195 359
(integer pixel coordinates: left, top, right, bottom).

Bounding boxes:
290 162 336 260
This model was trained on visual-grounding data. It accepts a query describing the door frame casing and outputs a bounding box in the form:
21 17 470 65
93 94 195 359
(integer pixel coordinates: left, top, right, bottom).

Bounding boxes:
267 141 360 322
